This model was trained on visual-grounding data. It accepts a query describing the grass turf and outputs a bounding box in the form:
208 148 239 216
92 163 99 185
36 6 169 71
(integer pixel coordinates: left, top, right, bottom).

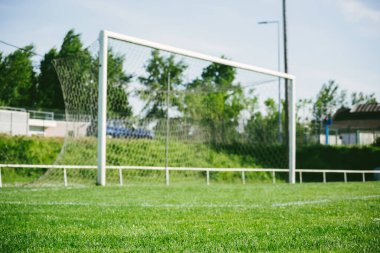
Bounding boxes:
0 182 379 252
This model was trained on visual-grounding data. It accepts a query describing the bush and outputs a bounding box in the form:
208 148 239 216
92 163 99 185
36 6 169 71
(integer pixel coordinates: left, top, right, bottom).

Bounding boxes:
373 136 380 147
0 134 63 183
297 145 380 182
1 135 379 184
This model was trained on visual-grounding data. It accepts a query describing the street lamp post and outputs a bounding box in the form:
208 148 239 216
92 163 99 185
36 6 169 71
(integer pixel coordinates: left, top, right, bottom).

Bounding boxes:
258 20 282 143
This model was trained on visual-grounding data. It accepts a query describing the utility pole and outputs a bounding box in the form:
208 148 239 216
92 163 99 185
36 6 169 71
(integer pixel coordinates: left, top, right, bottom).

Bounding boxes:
257 21 282 144
282 0 289 152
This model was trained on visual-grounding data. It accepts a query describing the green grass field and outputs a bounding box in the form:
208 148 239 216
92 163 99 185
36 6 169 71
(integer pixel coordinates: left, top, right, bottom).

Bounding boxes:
1 182 379 252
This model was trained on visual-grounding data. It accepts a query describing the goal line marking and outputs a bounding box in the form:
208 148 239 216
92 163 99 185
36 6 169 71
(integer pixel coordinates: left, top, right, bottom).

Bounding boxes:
0 195 379 209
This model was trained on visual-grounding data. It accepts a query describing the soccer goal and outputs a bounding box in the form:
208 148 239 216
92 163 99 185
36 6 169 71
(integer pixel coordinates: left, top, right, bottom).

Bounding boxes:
51 30 296 186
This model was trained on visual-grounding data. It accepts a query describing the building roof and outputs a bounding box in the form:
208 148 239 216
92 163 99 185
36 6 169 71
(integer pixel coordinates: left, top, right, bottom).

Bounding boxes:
331 103 380 129
333 103 380 121
350 103 380 113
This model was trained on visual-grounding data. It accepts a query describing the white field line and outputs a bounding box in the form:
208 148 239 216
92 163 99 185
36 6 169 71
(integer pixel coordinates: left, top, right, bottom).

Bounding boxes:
0 195 379 209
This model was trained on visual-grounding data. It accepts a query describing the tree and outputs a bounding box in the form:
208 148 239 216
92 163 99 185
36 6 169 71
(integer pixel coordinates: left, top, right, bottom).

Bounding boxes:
184 60 246 144
312 80 346 124
49 29 132 119
58 29 88 58
296 98 313 146
106 51 133 118
245 98 284 145
37 48 63 109
0 45 37 107
351 92 377 105
138 50 187 118
36 29 92 112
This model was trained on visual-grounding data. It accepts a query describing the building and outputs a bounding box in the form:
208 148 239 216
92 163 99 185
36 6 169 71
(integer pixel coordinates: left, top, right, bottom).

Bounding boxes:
0 107 90 137
325 103 380 145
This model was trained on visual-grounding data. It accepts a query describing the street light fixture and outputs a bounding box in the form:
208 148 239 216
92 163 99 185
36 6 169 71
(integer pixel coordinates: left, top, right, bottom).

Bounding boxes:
258 20 282 143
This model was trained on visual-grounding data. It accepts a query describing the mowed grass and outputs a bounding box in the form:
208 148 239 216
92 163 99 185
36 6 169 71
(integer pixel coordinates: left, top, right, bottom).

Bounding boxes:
0 182 379 252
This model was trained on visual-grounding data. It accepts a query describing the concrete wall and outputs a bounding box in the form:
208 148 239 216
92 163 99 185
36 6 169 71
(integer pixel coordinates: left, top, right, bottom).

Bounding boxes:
44 121 91 137
0 109 91 137
0 110 29 136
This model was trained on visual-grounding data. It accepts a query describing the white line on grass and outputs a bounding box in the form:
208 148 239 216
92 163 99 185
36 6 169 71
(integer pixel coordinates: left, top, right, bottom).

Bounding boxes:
0 195 379 209
272 195 380 207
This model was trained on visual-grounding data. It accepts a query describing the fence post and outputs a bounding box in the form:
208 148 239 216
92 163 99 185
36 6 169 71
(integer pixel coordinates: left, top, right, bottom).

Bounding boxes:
0 167 2 188
323 172 326 183
299 171 303 184
97 30 108 186
272 171 276 184
362 173 365 183
344 172 347 183
165 73 170 186
119 168 123 186
206 170 210 185
63 167 67 187
241 171 246 184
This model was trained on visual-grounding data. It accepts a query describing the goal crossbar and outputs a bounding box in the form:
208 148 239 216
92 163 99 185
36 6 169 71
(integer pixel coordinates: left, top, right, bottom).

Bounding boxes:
105 30 295 80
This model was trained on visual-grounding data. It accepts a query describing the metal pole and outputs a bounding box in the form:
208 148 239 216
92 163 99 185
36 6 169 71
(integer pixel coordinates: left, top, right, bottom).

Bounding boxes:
97 30 108 186
272 171 276 184
119 168 123 186
299 171 303 184
344 172 347 183
10 111 13 135
323 172 326 183
282 0 290 167
276 22 282 144
165 73 170 186
288 79 296 184
206 170 210 185
242 171 246 184
63 167 67 187
362 173 365 183
257 21 282 143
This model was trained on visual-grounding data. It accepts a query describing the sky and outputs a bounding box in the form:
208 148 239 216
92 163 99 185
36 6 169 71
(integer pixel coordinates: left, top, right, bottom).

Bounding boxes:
0 0 379 102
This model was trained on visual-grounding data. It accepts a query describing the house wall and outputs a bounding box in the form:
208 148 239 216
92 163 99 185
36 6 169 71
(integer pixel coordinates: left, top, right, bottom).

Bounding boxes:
319 134 343 145
358 131 379 145
320 130 380 145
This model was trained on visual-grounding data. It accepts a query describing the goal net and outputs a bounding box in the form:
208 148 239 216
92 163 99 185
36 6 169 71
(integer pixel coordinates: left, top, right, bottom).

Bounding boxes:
35 30 295 186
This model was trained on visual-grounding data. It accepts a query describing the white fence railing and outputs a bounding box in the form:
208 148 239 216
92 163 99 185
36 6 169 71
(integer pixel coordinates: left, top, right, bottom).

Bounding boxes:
0 164 379 187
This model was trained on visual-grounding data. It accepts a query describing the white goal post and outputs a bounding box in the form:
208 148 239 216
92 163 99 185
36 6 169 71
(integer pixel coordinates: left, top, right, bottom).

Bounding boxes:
97 30 296 186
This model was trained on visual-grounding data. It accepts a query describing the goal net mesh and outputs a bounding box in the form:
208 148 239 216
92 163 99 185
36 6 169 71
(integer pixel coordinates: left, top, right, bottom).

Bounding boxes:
26 36 289 186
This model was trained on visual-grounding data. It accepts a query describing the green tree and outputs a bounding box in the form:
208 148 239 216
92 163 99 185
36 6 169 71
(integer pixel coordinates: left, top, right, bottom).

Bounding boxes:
245 98 283 145
58 29 89 58
37 29 92 112
312 80 346 126
51 29 132 119
51 30 95 117
106 51 133 118
184 60 246 144
0 45 37 107
138 50 187 118
37 48 63 109
296 98 313 146
351 92 377 105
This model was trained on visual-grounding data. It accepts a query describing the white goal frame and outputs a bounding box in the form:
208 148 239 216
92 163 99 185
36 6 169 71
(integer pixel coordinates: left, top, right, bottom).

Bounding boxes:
97 30 296 186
